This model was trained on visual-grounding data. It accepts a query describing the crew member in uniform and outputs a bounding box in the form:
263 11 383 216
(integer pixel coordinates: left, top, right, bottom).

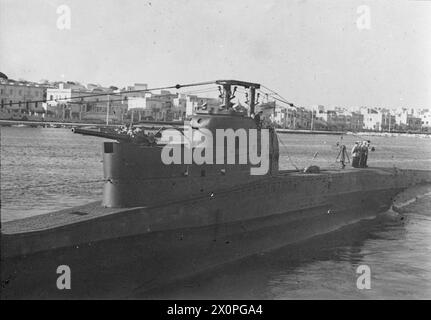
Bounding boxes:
254 111 263 129
362 140 371 168
359 140 369 168
336 144 349 169
351 142 360 168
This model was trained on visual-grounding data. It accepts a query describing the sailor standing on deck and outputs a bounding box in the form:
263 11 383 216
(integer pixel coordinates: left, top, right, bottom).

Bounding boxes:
361 140 371 168
254 111 263 129
351 142 360 168
359 141 369 168
336 144 350 169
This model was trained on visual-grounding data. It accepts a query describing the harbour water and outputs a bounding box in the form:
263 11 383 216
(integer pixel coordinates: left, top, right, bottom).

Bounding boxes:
1 127 431 299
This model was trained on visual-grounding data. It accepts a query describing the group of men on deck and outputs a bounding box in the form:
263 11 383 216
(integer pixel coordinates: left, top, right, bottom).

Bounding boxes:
351 140 371 168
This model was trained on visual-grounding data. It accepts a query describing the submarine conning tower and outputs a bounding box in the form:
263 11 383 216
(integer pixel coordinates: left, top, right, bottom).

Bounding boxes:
102 80 280 208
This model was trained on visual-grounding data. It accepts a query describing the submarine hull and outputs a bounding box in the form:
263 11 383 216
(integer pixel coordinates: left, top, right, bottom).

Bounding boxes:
1 168 430 299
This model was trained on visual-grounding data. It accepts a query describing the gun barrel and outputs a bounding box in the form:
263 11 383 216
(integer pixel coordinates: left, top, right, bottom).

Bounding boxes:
72 127 130 141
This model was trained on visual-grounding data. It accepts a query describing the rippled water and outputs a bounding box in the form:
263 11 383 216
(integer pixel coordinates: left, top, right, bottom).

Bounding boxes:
1 127 431 299
138 187 431 299
1 127 105 221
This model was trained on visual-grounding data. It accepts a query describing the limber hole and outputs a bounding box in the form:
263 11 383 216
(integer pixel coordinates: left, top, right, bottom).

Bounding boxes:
69 211 88 216
104 142 114 153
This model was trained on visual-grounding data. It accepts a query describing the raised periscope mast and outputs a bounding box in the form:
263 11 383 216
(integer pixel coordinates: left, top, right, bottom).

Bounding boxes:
99 80 279 208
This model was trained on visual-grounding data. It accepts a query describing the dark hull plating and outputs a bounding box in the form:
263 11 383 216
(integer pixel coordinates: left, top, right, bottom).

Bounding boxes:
1 168 430 299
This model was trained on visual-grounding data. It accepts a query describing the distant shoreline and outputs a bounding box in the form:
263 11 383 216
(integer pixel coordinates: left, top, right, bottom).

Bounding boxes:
275 128 431 138
1 119 430 138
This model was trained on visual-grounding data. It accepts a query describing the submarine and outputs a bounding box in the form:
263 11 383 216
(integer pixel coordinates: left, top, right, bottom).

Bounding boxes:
1 80 431 299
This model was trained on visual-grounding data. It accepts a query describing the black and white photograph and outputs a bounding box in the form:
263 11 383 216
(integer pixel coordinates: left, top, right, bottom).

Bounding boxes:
1 0 430 306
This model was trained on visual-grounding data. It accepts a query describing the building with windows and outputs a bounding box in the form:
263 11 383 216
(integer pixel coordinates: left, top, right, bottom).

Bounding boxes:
126 90 176 122
0 79 49 118
45 82 127 122
406 115 422 131
350 112 364 131
184 95 220 117
420 110 431 132
393 108 424 131
360 108 382 131
380 110 396 132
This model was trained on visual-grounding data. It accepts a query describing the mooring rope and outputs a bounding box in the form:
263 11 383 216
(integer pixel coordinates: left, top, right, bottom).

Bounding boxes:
277 136 300 171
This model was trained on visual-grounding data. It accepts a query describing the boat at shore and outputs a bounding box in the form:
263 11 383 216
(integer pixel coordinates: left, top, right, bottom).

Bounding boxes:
1 80 431 299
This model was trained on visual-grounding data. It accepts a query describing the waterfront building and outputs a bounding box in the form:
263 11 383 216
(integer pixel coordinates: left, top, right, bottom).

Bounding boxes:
315 105 327 122
361 108 383 131
273 105 288 127
282 106 297 128
45 82 126 122
420 110 431 132
45 83 95 120
183 95 220 117
406 115 422 131
380 110 396 132
273 105 317 130
394 108 423 131
45 83 74 118
125 84 220 122
125 83 148 97
350 112 364 131
126 88 178 122
172 94 188 120
0 78 49 119
295 107 312 129
395 108 409 128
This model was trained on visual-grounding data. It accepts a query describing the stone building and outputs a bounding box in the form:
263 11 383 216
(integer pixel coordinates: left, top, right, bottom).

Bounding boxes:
0 78 49 118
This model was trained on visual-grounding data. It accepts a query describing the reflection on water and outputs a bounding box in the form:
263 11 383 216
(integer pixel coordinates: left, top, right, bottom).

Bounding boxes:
1 127 431 299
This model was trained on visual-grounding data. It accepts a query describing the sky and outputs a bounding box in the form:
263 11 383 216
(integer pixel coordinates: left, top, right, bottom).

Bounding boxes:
0 0 430 109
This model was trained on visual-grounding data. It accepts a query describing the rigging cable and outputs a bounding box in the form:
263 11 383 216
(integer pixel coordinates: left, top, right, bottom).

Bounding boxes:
277 135 300 171
4 80 218 107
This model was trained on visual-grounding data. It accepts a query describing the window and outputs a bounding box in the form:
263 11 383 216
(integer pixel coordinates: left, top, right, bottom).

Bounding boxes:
9 89 13 95
18 90 22 95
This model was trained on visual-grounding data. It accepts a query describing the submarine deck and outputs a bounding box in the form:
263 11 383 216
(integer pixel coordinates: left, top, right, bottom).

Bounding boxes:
0 167 414 235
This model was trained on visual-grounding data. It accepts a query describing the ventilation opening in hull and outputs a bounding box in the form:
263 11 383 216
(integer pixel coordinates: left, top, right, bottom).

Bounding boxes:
104 142 114 153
